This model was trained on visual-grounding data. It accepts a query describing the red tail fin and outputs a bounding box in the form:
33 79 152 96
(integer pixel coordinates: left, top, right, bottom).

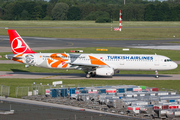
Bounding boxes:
8 30 36 54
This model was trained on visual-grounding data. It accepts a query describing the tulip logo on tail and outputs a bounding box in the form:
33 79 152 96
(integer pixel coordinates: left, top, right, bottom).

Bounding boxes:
11 37 27 54
8 30 36 54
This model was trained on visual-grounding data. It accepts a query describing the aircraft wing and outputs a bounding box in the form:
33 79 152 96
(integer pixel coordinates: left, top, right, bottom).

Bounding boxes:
70 63 100 67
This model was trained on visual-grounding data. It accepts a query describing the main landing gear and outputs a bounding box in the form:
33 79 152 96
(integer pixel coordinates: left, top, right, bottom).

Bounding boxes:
155 70 159 78
86 72 96 78
86 73 91 78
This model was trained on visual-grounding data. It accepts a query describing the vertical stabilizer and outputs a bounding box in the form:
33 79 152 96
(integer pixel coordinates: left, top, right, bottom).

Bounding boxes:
8 30 36 54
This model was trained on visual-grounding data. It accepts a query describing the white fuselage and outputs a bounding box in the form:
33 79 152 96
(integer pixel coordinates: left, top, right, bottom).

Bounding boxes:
11 53 177 71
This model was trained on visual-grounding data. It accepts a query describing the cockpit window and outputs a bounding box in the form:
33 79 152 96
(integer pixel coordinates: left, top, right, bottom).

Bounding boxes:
164 59 172 62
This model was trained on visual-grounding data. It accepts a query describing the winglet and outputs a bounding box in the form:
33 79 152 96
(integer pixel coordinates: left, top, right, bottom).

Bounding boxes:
8 30 36 54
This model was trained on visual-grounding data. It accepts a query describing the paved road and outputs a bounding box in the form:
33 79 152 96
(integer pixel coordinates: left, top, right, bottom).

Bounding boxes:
0 35 180 52
0 71 180 80
0 97 138 120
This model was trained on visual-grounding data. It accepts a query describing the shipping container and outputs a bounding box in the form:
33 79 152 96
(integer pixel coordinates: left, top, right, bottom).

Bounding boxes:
128 106 141 114
52 89 59 97
126 88 133 92
117 88 125 93
133 88 142 92
61 88 67 97
106 89 116 94
152 88 159 91
99 89 106 94
140 86 146 90
69 88 76 95
45 89 50 95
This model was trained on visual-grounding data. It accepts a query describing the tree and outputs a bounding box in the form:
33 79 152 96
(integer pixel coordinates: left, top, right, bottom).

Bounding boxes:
51 2 69 20
2 2 14 20
11 2 23 20
67 6 81 20
21 10 30 20
95 16 111 23
85 11 109 20
144 4 155 21
32 5 44 20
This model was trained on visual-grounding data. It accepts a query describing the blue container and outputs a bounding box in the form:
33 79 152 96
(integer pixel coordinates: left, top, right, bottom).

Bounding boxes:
126 88 133 91
96 86 103 88
69 88 76 95
52 89 59 97
117 88 125 93
61 88 67 97
169 100 175 102
81 90 88 93
99 89 106 94
78 87 85 90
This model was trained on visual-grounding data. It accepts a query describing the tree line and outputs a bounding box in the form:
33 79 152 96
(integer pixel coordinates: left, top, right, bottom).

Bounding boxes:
0 0 179 21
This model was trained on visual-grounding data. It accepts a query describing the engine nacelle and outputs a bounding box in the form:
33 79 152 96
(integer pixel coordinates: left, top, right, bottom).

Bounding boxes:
96 68 114 76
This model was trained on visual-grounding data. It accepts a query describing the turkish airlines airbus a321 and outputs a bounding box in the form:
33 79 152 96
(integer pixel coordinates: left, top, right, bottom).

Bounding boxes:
5 30 178 78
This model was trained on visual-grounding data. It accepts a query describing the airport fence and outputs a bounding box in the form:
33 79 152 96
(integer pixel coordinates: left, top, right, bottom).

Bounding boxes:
0 85 10 97
15 84 112 98
15 87 30 98
15 84 172 98
16 84 61 97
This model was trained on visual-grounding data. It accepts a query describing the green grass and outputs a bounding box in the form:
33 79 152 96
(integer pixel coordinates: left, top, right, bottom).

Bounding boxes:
1 28 179 39
0 21 180 27
0 78 180 97
0 63 179 74
1 47 180 60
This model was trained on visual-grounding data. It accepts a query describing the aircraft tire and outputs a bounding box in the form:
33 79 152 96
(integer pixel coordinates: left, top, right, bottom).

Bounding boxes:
86 74 91 78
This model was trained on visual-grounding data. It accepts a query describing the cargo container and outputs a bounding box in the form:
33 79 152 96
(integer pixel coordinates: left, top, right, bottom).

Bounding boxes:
61 88 67 97
69 88 76 96
140 86 146 90
154 104 169 110
117 88 125 93
128 106 141 114
126 88 133 92
133 88 142 92
75 90 80 94
169 104 180 109
152 88 159 91
45 89 50 95
88 89 98 94
81 90 88 93
166 110 180 117
106 89 116 94
99 89 106 94
52 89 59 97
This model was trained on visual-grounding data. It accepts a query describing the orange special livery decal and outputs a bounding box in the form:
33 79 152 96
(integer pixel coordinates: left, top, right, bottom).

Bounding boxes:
48 53 69 68
89 55 107 65
12 54 23 63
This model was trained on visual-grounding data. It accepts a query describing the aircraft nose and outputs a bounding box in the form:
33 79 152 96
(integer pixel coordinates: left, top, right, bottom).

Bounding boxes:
5 55 7 59
173 62 178 69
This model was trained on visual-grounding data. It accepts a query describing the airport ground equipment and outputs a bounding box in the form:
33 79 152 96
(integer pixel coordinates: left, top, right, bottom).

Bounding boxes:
21 85 180 119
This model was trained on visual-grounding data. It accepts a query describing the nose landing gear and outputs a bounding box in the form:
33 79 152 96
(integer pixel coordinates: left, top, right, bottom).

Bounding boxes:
155 70 159 78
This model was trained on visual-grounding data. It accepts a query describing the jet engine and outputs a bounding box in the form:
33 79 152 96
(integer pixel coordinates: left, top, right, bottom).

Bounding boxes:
96 68 114 76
